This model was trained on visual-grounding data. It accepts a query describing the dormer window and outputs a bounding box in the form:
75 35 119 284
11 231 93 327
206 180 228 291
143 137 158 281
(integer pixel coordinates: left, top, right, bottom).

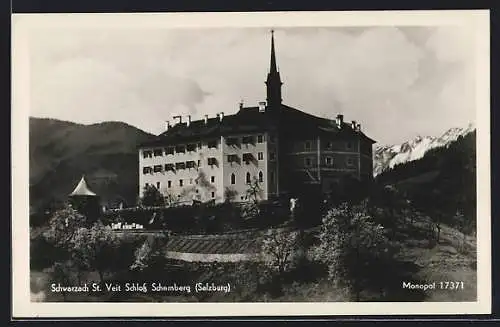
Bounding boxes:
175 145 186 153
257 135 264 143
165 147 175 155
153 149 163 157
242 136 255 144
165 163 175 172
227 154 239 164
226 137 238 146
208 140 218 149
242 153 254 164
142 150 153 158
186 143 197 152
175 162 186 170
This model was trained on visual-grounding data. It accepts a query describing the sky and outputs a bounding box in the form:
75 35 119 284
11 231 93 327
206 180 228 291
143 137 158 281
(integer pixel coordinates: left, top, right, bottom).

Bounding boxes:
27 23 476 145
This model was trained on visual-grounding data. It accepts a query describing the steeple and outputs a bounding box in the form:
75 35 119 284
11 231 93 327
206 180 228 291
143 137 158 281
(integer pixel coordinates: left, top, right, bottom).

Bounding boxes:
266 30 283 108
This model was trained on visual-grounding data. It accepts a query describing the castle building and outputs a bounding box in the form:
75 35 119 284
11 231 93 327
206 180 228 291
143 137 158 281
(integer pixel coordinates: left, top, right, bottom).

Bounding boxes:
138 31 376 204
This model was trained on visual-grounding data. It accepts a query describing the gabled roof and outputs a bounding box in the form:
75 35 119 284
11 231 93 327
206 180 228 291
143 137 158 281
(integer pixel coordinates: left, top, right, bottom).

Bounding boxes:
69 176 97 197
139 104 376 147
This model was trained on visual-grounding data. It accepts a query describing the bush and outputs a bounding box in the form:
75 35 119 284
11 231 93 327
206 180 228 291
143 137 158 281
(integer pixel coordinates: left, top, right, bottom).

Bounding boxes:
314 200 396 301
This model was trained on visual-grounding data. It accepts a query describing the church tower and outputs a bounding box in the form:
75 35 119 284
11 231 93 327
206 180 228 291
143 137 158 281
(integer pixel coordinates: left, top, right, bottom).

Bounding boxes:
265 30 283 108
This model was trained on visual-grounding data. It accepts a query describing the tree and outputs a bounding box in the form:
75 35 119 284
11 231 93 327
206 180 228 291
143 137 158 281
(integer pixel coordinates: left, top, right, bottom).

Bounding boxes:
315 201 394 301
261 229 300 277
246 177 263 204
140 185 164 207
44 205 87 250
224 187 238 203
70 222 119 282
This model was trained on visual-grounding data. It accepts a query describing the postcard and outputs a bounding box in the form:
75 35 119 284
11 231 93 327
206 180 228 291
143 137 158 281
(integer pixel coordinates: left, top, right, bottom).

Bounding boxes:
12 10 491 317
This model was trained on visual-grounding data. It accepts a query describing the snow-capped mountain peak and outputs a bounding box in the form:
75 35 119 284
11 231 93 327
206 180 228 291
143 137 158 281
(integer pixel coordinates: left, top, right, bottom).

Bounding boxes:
373 123 475 176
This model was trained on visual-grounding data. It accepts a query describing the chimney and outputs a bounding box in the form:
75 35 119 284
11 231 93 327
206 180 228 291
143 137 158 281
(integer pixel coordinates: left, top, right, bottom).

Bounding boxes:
204 114 208 125
356 123 361 131
165 121 170 131
351 120 357 130
218 112 224 122
186 115 191 127
258 101 267 112
336 114 344 128
173 115 182 126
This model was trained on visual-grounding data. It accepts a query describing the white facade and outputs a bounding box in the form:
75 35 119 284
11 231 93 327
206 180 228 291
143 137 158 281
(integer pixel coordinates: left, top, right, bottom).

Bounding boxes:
139 132 276 205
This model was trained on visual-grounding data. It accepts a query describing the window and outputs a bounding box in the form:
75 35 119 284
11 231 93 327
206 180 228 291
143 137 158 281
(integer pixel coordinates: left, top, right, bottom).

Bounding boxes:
156 182 161 189
325 141 333 150
346 158 354 166
242 136 255 144
325 157 333 166
231 173 235 185
197 142 202 149
211 192 215 198
207 157 217 166
190 178 193 184
227 154 239 163
246 172 251 184
186 160 196 169
153 149 163 156
269 134 276 143
211 176 215 183
167 180 172 188
175 145 186 153
208 140 218 149
243 153 253 163
305 158 312 167
197 160 201 167
257 135 264 143
153 165 163 173
186 143 197 152
269 152 276 161
175 162 186 170
165 163 175 172
179 179 183 187
145 183 149 188
258 152 264 160
165 147 175 155
143 166 152 174
346 142 353 150
142 150 153 158
305 141 312 151
226 137 238 146
258 171 263 183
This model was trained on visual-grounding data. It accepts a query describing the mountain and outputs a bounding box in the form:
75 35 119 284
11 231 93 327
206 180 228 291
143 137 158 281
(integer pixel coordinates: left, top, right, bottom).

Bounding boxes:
375 128 476 226
373 123 476 176
29 117 154 212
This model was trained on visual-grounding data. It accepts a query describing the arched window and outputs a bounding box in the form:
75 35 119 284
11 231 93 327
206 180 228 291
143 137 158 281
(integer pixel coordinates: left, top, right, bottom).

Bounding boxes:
258 171 263 182
231 173 235 185
246 172 251 184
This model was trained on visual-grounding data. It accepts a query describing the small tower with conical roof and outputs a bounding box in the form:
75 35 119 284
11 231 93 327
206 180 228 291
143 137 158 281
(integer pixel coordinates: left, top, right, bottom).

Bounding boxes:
68 175 101 223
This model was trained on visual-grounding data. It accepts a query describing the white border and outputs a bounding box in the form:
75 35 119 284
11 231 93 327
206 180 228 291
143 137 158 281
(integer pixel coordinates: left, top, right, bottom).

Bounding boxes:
11 10 491 317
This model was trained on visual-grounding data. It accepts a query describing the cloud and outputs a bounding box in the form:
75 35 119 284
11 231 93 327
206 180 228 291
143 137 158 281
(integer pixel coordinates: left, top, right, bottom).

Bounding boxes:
28 25 475 144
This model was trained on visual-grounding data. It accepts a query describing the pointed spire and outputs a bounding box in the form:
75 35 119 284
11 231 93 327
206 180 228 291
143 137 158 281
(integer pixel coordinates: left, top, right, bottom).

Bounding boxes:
70 175 97 196
266 29 283 107
270 29 277 73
